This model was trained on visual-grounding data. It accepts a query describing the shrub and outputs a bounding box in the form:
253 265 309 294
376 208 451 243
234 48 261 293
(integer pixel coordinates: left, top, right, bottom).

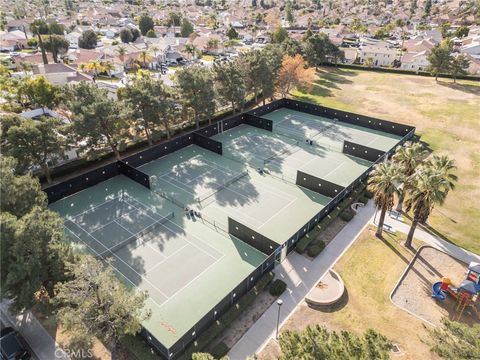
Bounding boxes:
307 241 325 257
364 189 374 199
340 208 355 222
358 195 369 204
295 235 311 253
209 341 229 358
269 279 287 296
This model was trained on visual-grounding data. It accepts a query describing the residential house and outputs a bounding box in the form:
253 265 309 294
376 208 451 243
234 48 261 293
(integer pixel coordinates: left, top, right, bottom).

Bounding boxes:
358 45 398 66
0 30 28 51
342 47 358 64
5 19 29 33
400 50 429 71
33 63 93 85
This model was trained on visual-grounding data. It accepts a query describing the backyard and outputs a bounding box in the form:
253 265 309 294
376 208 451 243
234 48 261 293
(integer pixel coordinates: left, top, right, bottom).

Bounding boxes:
294 68 480 254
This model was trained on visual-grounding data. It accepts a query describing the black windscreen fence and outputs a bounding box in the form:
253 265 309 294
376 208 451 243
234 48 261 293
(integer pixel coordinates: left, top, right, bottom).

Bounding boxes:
219 114 243 132
247 99 286 117
243 113 273 131
193 132 222 155
282 99 415 137
117 161 150 189
44 162 120 204
195 122 220 138
343 141 385 162
228 217 279 255
295 171 344 198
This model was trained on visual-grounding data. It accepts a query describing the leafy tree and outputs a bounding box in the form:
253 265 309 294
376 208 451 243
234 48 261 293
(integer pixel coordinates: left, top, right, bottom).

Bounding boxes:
454 26 469 38
213 60 246 113
30 19 49 64
424 0 432 16
5 117 64 184
119 75 176 143
404 155 457 247
430 318 480 359
54 255 150 355
131 28 141 42
285 0 294 25
350 18 367 33
138 14 154 36
302 28 313 41
167 12 182 27
21 75 59 113
364 57 375 67
78 29 97 49
206 38 220 53
184 43 198 59
392 141 428 212
427 42 453 80
175 65 215 129
281 37 303 56
48 21 65 35
242 50 275 104
0 156 46 218
64 82 130 160
304 33 329 68
449 55 470 83
275 54 314 98
368 160 402 238
180 18 194 37
272 26 289 43
278 325 392 359
120 28 133 43
145 29 156 38
44 35 69 63
226 25 239 40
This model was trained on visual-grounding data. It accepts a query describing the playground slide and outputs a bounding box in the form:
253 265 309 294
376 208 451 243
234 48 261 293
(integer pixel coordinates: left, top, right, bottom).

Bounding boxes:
431 281 446 300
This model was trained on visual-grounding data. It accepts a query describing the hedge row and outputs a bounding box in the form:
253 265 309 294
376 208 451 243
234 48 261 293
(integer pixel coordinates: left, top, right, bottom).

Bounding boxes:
295 183 367 255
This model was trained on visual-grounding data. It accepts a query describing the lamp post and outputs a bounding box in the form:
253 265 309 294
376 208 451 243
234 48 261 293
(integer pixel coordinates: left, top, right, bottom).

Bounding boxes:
275 299 283 340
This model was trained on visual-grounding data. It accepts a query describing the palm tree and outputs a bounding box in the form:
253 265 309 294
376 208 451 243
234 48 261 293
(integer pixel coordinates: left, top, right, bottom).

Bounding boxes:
30 20 48 65
84 60 105 79
116 46 126 70
184 43 197 59
139 50 152 69
102 61 115 78
404 155 457 248
368 160 402 238
392 141 428 212
207 38 220 54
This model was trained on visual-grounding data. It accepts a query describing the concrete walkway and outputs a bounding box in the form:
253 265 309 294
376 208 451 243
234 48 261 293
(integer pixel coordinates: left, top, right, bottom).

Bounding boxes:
0 299 69 360
379 212 480 264
228 201 377 360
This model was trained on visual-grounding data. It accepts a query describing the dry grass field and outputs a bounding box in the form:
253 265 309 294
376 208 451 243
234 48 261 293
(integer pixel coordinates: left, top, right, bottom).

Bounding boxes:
294 68 480 254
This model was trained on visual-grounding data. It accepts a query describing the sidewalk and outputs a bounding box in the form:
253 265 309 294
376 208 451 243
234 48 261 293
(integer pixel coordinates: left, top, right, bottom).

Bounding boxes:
227 201 377 360
0 299 69 360
380 213 480 264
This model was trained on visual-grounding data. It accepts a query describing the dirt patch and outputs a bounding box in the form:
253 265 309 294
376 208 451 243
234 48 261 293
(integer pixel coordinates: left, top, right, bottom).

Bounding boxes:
317 217 347 247
391 246 480 326
212 290 276 350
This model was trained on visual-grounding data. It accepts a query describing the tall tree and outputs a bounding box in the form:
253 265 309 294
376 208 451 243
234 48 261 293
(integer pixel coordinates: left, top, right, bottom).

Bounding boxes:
226 25 239 40
167 12 182 27
48 21 65 35
285 0 294 25
272 26 289 43
243 50 275 104
30 19 49 64
78 29 97 49
5 117 64 184
304 33 340 68
43 34 69 63
427 42 453 80
180 18 194 37
118 74 176 144
424 0 432 16
54 256 150 355
0 156 46 218
392 141 428 212
368 160 402 238
404 155 457 248
175 65 216 129
449 55 470 83
64 83 129 160
138 14 154 36
275 54 314 98
278 325 391 359
213 60 246 113
120 28 133 43
21 75 59 113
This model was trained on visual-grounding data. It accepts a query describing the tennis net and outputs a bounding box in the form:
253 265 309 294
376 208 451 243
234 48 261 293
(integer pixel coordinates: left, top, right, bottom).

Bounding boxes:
97 211 174 259
274 119 337 143
197 170 249 208
263 141 300 166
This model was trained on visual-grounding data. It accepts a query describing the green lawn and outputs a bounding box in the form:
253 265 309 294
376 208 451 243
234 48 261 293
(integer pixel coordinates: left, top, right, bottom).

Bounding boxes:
293 67 480 254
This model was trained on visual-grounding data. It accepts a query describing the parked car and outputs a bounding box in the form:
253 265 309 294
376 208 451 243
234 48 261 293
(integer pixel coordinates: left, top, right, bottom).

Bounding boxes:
0 327 31 360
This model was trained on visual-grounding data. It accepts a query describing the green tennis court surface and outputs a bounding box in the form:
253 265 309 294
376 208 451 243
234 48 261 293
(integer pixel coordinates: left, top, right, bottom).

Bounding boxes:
49 175 266 348
261 107 401 151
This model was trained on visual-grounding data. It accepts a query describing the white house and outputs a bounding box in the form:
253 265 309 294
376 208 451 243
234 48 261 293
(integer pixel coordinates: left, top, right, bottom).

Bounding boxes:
400 50 429 71
33 63 93 85
358 45 398 66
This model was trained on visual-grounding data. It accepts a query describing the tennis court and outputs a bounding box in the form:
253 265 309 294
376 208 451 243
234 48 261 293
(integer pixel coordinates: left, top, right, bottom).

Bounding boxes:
138 145 250 210
49 174 266 349
261 107 401 152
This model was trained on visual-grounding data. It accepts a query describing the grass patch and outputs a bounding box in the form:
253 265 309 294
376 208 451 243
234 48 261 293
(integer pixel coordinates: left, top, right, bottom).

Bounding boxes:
201 55 215 61
294 67 480 254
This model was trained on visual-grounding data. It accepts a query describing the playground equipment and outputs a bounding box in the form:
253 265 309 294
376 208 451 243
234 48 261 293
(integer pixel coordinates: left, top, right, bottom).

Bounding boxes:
431 262 480 320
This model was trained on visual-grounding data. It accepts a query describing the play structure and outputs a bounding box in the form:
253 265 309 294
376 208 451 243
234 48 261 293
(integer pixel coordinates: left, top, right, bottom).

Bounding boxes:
432 262 480 319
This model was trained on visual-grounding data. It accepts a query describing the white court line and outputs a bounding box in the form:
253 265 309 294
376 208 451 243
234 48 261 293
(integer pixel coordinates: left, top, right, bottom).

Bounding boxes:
258 196 296 230
365 134 382 147
70 196 120 220
145 243 190 273
64 225 171 301
125 196 222 261
83 206 138 234
323 162 346 179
